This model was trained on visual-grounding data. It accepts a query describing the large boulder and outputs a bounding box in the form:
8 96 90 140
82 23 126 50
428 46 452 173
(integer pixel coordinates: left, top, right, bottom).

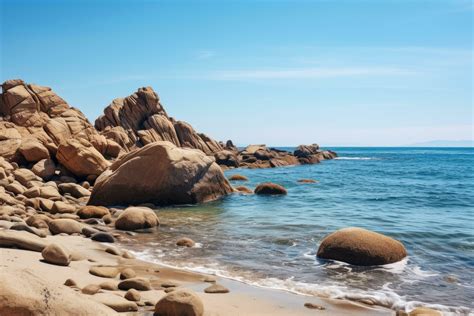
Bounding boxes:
56 138 110 178
0 268 115 315
88 141 233 206
317 227 407 266
154 289 204 316
115 206 159 231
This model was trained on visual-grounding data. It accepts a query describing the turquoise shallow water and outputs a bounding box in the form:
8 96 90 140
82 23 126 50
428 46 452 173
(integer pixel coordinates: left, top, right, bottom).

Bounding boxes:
120 147 474 314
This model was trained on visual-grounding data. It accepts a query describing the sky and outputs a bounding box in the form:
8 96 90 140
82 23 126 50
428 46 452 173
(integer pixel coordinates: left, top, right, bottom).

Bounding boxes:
1 0 472 146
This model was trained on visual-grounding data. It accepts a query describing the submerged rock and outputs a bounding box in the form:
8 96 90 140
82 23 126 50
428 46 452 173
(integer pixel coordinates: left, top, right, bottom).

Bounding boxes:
176 237 195 247
228 174 248 181
317 227 407 266
254 182 287 195
88 141 233 207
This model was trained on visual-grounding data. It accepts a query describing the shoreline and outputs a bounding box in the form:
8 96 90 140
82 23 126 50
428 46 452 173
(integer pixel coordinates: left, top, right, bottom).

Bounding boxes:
1 230 392 315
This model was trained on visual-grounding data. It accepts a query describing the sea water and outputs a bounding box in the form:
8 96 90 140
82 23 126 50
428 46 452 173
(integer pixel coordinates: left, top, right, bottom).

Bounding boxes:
119 147 474 314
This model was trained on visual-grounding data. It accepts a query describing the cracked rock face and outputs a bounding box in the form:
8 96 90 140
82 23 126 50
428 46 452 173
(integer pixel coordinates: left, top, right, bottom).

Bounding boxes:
0 80 121 179
95 87 224 155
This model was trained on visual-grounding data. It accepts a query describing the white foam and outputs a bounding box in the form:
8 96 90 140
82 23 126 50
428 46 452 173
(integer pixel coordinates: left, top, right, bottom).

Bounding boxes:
334 157 378 160
128 249 471 315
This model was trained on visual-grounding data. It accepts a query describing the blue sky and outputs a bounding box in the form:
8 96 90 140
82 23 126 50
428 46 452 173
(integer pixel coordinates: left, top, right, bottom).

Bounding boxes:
1 0 472 146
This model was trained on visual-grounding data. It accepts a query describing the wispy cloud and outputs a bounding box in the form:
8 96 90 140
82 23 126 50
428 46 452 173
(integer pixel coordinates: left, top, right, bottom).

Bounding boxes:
195 50 216 60
206 67 417 80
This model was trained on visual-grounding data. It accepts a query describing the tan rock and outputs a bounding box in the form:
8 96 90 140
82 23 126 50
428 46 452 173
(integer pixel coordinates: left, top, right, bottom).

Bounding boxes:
317 227 407 266
78 205 110 219
41 243 71 266
124 288 141 301
176 237 195 247
56 138 109 178
204 283 229 294
254 182 287 195
82 284 101 295
89 266 120 278
31 158 56 180
51 201 77 214
155 289 204 316
228 174 248 181
19 138 50 162
118 278 152 291
58 182 91 198
0 230 47 252
120 268 136 280
114 206 159 231
88 141 233 207
92 293 138 312
99 281 118 290
48 219 83 235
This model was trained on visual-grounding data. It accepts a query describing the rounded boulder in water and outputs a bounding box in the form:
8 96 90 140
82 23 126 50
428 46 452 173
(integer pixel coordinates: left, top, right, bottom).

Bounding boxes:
317 227 407 266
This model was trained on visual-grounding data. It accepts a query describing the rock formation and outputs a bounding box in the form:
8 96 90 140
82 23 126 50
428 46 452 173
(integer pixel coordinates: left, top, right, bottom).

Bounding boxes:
95 87 224 155
0 79 120 179
216 144 337 169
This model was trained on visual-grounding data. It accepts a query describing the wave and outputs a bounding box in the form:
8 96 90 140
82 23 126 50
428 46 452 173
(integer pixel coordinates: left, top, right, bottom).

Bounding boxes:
334 157 379 160
129 249 471 315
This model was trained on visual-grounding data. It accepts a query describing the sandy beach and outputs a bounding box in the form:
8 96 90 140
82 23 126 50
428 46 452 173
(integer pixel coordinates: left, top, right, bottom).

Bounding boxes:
1 231 392 315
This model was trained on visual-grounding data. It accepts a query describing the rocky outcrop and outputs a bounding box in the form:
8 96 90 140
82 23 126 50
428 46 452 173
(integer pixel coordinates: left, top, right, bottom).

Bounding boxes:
0 79 120 179
220 144 337 169
317 227 407 266
88 141 234 206
95 87 224 155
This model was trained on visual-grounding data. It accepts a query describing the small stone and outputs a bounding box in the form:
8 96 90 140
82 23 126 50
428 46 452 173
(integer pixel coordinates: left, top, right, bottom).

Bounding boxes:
105 247 122 256
41 243 71 266
91 232 115 243
118 278 152 291
82 226 99 237
82 284 101 295
176 237 195 247
124 288 141 301
202 276 216 283
161 281 178 288
254 182 287 195
122 251 135 259
89 266 119 278
120 268 136 280
64 279 77 287
99 281 118 291
204 283 229 294
304 302 325 310
91 293 138 312
228 174 248 181
164 287 175 293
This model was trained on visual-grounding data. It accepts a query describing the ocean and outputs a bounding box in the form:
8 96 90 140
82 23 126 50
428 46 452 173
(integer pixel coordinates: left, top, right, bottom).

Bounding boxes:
119 147 474 314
